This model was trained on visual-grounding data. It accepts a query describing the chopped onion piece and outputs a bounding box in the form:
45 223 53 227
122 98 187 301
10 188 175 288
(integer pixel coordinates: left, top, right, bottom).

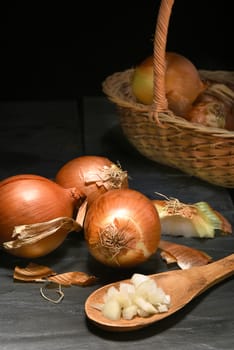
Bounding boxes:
103 286 119 302
116 291 132 309
133 296 158 314
148 286 170 305
119 282 136 295
131 273 150 287
135 279 158 298
137 308 150 318
122 305 138 320
98 273 170 321
102 299 121 321
157 303 169 313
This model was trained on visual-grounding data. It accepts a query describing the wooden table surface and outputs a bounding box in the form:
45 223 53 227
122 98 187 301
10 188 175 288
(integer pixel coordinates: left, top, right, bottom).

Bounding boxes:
0 97 233 350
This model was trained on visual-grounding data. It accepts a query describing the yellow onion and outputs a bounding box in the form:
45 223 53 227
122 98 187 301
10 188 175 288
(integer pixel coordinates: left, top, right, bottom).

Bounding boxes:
55 155 128 205
0 174 84 258
84 188 161 268
187 83 234 130
131 52 207 117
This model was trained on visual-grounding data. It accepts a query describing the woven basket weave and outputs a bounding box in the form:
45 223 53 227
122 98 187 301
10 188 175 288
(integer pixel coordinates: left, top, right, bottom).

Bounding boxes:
102 0 234 188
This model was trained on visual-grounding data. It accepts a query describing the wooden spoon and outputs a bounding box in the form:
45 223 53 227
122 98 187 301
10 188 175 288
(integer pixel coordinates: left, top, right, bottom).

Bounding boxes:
85 254 234 332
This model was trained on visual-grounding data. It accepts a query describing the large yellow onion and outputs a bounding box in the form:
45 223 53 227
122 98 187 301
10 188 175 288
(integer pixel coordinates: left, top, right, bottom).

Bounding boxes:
0 174 83 258
84 188 161 268
55 155 129 205
131 52 207 117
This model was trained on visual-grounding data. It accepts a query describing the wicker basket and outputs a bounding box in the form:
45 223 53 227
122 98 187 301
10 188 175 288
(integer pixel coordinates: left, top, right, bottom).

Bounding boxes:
102 0 234 188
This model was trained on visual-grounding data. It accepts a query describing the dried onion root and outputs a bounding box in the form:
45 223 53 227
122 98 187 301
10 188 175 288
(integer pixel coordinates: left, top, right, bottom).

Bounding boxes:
92 273 170 321
40 282 64 304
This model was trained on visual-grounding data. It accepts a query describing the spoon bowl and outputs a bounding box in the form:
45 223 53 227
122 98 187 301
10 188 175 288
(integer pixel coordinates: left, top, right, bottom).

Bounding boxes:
85 254 234 332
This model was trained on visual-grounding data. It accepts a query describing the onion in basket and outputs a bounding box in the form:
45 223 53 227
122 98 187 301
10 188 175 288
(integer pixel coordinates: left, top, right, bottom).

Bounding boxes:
187 83 234 130
131 52 207 117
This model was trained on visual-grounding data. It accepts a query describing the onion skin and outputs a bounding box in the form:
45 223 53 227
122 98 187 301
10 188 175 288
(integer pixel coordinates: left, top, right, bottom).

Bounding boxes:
131 52 207 117
55 155 128 205
5 222 73 259
84 188 161 268
0 174 83 257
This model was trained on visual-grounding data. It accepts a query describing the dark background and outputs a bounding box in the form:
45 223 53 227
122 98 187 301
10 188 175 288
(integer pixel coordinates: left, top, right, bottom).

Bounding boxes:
0 1 233 101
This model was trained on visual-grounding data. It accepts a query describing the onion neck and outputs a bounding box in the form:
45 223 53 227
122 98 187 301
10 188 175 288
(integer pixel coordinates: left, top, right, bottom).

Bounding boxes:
67 187 86 209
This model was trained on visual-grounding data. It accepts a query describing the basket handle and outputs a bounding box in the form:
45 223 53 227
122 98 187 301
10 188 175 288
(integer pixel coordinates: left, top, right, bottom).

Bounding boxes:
152 0 175 117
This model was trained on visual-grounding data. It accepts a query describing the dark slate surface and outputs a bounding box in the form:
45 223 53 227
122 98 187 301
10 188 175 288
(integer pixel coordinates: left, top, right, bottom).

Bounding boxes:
0 100 83 179
0 97 233 350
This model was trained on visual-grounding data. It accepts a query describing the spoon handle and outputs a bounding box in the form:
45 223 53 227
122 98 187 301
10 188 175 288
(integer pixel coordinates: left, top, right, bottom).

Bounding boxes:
197 253 234 294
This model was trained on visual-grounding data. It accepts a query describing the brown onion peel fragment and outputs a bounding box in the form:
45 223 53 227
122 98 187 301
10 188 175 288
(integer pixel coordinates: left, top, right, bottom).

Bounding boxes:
3 216 81 258
47 271 98 286
13 262 98 286
159 239 212 270
13 262 98 304
160 251 177 264
75 199 88 229
14 262 56 281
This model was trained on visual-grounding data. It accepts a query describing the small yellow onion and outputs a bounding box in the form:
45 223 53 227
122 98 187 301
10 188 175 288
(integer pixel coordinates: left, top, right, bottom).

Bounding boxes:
84 188 161 268
187 83 234 130
55 155 129 205
0 174 84 258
